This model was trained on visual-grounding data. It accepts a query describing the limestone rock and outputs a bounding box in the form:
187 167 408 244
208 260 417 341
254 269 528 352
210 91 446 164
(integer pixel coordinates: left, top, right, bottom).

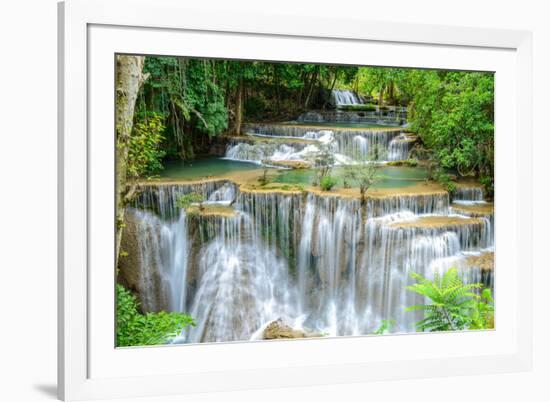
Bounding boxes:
263 319 306 339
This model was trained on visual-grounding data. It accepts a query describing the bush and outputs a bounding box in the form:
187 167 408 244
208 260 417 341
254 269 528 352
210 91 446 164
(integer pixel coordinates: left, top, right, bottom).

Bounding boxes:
176 192 204 210
320 175 338 191
116 284 195 347
433 169 457 192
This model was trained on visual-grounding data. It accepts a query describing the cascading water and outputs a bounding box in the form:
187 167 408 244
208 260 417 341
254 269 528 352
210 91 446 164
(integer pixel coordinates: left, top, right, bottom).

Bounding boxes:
124 178 494 343
228 124 410 163
332 89 362 106
452 186 484 203
388 134 412 161
184 213 298 343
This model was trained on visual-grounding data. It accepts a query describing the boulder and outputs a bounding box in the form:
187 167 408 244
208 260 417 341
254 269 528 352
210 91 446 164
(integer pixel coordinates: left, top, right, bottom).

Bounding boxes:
262 318 324 340
263 319 306 339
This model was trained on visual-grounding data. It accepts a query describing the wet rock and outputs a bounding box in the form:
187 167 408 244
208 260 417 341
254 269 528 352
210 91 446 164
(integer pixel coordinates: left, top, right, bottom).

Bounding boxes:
262 319 323 340
263 319 306 339
466 252 494 271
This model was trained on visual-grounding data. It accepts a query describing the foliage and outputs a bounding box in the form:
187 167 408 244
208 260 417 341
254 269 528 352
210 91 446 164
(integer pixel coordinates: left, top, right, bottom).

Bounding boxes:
311 142 335 186
131 56 493 194
320 175 338 191
433 169 457 192
127 113 166 178
139 57 229 159
176 192 205 210
470 288 495 330
373 319 396 335
258 168 271 186
407 71 494 193
341 160 382 205
406 268 493 332
337 104 377 112
116 284 195 347
244 96 267 118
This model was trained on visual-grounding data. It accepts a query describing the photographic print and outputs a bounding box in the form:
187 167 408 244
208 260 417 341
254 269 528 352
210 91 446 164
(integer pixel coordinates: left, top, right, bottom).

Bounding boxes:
115 55 494 347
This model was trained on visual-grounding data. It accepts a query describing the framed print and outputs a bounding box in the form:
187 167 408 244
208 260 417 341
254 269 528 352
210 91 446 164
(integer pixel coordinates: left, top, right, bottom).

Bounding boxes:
58 0 533 400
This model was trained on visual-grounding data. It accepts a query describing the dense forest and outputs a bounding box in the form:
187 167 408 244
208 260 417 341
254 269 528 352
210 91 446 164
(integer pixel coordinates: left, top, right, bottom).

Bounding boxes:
119 56 494 185
115 55 495 346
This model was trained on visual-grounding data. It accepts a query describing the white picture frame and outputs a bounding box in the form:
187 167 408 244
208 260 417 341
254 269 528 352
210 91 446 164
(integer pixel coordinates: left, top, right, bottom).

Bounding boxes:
58 0 533 400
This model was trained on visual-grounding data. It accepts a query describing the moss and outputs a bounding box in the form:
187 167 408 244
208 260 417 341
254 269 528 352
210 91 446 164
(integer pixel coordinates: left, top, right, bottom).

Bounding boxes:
451 202 494 216
186 204 237 218
263 160 312 169
465 252 494 271
454 179 485 189
390 216 482 229
386 159 419 167
138 174 450 201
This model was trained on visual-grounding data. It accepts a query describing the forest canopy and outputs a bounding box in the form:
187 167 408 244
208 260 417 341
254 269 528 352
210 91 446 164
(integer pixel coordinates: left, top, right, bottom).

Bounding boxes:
120 55 494 197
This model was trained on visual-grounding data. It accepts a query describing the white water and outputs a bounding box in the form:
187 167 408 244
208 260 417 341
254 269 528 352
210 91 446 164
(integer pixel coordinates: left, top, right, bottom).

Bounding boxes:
226 126 408 165
127 181 494 343
332 89 362 106
453 186 484 202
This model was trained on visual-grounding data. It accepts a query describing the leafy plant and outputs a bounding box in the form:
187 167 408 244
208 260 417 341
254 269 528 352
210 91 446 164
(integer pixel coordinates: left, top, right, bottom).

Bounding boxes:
341 161 381 205
176 192 205 210
312 142 335 186
116 284 195 347
470 288 495 330
373 319 396 335
320 175 337 191
433 169 457 192
258 168 270 186
405 268 493 332
127 112 166 178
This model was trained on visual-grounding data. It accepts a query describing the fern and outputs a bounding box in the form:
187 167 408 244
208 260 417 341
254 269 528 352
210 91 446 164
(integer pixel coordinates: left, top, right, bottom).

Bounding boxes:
373 319 396 335
406 268 493 332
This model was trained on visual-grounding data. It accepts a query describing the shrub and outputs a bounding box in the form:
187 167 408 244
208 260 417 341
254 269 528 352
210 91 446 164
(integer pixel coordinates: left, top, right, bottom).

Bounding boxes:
116 284 195 347
176 192 204 210
341 161 381 205
433 169 457 192
258 168 270 186
320 175 337 191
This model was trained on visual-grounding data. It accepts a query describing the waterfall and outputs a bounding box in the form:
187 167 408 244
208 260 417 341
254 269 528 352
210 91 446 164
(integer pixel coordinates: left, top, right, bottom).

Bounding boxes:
388 134 412 161
185 213 298 343
224 140 313 165
452 186 484 202
366 193 450 217
239 124 408 162
125 181 494 343
135 180 238 218
332 89 362 106
127 208 190 313
296 109 407 125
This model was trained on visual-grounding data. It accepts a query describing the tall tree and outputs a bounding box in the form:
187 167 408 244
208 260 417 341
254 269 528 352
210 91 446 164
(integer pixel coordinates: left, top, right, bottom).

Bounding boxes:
115 55 149 266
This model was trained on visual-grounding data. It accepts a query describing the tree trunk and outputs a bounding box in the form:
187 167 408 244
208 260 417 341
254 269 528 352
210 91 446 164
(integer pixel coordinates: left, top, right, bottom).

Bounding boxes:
388 81 395 104
304 68 319 109
115 55 148 268
323 71 338 109
378 85 384 107
234 76 244 135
